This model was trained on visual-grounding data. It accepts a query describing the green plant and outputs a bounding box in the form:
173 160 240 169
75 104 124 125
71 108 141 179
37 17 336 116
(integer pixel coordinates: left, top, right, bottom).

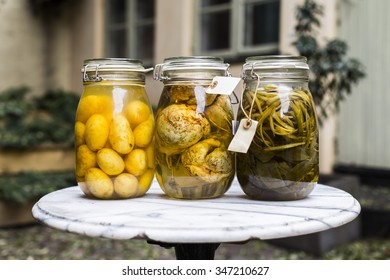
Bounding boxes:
293 0 366 123
0 87 79 149
0 171 76 204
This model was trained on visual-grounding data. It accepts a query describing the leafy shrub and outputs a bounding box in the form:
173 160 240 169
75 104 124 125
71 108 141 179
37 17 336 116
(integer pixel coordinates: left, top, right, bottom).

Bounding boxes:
293 0 366 123
0 87 79 149
0 171 76 204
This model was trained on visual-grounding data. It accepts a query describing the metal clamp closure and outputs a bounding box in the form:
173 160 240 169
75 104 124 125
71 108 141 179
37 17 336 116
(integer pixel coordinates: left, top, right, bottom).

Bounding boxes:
242 62 260 80
83 64 103 82
153 64 169 81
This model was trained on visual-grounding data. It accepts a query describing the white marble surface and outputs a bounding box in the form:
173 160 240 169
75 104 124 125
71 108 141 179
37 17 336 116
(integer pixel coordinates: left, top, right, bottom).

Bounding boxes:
32 179 360 244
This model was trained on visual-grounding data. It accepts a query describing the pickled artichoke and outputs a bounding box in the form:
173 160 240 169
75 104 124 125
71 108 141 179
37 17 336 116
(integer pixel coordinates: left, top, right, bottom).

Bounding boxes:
204 95 233 134
165 85 217 106
181 138 233 183
156 103 210 155
155 85 235 199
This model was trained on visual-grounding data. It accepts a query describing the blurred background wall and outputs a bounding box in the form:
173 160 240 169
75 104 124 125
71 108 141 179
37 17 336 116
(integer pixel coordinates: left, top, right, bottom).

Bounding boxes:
0 0 387 177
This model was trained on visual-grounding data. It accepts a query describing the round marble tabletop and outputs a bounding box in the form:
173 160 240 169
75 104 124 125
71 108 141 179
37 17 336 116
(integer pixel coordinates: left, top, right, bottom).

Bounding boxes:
32 179 360 244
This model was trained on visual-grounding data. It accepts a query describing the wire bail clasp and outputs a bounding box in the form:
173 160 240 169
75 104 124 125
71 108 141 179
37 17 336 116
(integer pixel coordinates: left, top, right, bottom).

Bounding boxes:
83 64 103 82
242 62 260 80
153 63 169 81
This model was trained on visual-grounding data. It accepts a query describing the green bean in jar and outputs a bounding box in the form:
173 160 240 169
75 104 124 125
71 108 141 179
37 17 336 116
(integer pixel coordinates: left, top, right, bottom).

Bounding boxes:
237 56 319 200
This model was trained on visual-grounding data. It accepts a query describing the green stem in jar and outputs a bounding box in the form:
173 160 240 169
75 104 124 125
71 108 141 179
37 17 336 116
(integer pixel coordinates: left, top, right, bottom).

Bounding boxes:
242 86 318 164
263 141 305 152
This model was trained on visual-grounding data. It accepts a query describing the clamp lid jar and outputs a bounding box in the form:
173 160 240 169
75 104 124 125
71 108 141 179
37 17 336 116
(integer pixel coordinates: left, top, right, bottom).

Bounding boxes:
153 56 235 199
237 55 319 201
75 58 155 199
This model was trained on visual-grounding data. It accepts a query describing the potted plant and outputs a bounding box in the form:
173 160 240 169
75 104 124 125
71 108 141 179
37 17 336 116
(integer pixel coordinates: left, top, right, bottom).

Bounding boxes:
293 0 366 124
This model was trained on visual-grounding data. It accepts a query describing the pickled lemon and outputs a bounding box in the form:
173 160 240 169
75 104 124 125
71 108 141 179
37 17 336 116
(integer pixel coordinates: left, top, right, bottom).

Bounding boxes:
137 169 154 196
109 114 134 154
85 114 109 151
114 173 139 198
74 121 86 147
133 119 154 148
97 148 125 175
85 167 114 199
124 100 151 129
144 142 155 169
76 95 113 123
125 149 147 176
76 144 96 179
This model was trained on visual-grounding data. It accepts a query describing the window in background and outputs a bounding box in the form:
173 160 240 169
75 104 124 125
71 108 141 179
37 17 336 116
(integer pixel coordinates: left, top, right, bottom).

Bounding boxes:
196 0 280 59
199 0 231 52
106 0 155 65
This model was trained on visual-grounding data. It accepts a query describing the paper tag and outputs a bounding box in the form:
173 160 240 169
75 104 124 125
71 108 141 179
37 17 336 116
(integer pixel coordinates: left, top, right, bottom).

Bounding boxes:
232 120 239 135
228 119 258 153
206 76 241 95
194 85 206 114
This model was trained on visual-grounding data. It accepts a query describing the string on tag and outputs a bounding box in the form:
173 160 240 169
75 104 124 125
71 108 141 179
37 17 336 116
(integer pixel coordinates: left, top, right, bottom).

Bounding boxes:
229 91 239 105
239 73 261 129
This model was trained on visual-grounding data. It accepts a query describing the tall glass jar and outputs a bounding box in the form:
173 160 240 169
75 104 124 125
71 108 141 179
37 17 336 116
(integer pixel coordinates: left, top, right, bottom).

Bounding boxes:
75 58 155 199
237 56 319 200
153 56 235 199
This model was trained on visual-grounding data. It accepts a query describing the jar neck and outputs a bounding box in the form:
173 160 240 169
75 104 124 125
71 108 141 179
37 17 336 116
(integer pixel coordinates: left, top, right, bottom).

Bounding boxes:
243 69 309 81
82 58 148 84
83 79 145 86
154 56 229 82
162 78 216 86
245 79 309 91
242 55 309 81
158 70 227 83
83 73 146 85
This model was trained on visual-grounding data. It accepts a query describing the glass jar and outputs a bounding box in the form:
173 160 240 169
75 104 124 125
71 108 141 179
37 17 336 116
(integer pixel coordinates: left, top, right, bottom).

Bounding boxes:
237 56 319 200
75 58 155 199
153 56 235 199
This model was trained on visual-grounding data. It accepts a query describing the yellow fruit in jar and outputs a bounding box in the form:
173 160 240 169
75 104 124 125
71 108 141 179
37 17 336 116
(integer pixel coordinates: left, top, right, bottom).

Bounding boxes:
133 119 154 148
97 148 125 175
125 149 147 176
104 140 112 149
76 95 113 123
85 167 114 199
137 168 154 196
114 173 139 198
76 144 96 179
109 114 134 154
75 121 86 147
78 182 92 196
124 100 151 129
85 114 109 151
144 142 155 169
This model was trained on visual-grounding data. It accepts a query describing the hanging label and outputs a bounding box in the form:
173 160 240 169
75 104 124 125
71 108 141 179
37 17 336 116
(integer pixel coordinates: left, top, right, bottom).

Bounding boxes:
206 76 241 95
194 85 206 114
228 118 258 153
232 120 239 135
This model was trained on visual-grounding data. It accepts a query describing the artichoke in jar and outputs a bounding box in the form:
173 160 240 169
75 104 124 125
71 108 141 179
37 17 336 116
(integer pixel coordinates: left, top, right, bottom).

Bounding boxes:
156 103 210 155
204 95 233 134
166 85 217 106
155 84 234 199
181 138 233 183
